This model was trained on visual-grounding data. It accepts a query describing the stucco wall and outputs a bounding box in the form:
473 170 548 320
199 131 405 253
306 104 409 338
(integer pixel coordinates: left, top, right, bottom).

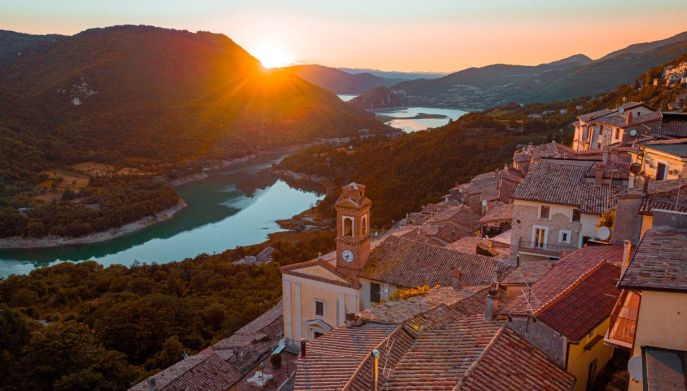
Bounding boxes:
566 318 614 391
282 274 359 346
628 291 687 391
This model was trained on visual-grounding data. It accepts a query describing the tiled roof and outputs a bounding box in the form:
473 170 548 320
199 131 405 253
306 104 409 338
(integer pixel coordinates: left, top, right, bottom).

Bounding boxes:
658 112 687 137
382 315 574 391
590 111 662 128
479 202 513 224
293 323 399 390
644 142 687 158
458 327 576 391
578 108 614 123
359 236 513 289
130 302 283 391
584 161 631 180
512 159 622 214
639 182 687 214
536 262 620 341
619 229 687 292
359 287 486 325
503 245 622 314
502 260 553 286
281 258 360 289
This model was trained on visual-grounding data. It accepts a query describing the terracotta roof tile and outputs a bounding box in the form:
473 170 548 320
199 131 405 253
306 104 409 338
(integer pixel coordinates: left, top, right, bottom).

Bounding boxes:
294 323 399 391
359 236 513 289
458 327 576 391
536 262 620 341
513 160 622 214
281 258 360 289
619 229 687 292
501 246 623 342
502 246 622 316
359 287 486 325
502 261 553 286
478 202 513 224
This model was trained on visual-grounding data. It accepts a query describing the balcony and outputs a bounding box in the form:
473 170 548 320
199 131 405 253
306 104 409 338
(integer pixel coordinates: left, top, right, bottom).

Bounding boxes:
518 238 578 258
604 290 639 350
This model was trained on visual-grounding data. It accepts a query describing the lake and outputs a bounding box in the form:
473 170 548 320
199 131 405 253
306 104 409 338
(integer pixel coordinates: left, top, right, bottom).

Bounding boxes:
373 107 468 132
0 152 323 278
337 94 358 102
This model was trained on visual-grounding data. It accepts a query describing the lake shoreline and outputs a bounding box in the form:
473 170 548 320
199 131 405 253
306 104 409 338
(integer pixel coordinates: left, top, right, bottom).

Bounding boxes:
0 199 188 250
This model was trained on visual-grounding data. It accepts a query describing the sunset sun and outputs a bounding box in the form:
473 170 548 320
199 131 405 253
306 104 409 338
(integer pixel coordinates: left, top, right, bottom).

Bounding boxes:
251 42 295 68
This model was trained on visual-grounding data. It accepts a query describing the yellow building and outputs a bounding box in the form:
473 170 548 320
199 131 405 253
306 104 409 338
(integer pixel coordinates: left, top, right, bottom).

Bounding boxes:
605 210 687 390
500 245 624 391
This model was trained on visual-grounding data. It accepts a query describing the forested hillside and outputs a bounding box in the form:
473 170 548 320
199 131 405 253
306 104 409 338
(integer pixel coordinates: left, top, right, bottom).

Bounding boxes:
0 25 387 240
0 230 335 390
278 53 687 228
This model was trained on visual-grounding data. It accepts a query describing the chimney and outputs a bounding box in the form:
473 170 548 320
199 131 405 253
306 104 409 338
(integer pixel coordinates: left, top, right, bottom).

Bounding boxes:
147 377 156 391
371 349 380 391
485 285 499 321
300 338 306 358
626 111 633 125
595 164 605 185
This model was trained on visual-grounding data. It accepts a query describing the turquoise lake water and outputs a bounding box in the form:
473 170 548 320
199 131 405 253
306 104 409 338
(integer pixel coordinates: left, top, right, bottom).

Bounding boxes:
0 152 323 278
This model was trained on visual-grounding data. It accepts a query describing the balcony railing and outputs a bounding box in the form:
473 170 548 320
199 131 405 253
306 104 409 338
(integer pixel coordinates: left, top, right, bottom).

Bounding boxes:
606 314 636 348
518 238 578 257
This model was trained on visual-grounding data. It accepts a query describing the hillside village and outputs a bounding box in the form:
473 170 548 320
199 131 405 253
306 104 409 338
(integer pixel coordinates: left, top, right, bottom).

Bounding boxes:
131 100 687 391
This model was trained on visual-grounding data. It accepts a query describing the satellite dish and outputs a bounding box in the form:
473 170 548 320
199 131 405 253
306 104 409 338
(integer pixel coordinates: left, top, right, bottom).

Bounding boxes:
628 355 643 382
481 199 488 207
629 129 638 137
619 108 625 114
597 226 611 241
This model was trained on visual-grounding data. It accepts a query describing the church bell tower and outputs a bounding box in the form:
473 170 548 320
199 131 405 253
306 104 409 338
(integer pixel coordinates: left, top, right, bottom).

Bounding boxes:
334 182 372 277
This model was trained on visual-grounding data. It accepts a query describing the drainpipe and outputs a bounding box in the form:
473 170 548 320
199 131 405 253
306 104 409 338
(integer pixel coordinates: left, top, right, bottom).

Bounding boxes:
621 240 632 278
371 349 380 391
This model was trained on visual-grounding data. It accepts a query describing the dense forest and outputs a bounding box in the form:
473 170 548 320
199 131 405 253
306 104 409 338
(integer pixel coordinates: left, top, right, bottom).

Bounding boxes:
0 230 335 390
278 112 573 228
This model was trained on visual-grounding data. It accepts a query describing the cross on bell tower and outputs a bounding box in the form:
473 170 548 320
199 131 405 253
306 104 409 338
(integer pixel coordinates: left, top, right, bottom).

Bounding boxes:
334 182 372 277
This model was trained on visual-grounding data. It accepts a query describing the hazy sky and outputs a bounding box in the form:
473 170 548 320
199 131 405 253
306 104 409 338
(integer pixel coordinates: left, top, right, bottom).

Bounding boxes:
1 0 686 72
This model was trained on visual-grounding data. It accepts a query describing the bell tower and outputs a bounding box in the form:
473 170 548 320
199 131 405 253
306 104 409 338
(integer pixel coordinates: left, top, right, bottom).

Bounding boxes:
334 182 372 277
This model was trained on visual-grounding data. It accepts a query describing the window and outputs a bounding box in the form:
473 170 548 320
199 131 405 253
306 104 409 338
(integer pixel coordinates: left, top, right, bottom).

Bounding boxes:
532 225 548 249
559 230 571 244
656 163 668 180
572 209 581 222
362 215 367 236
539 206 550 219
315 300 324 317
343 217 353 237
614 128 620 140
370 282 381 304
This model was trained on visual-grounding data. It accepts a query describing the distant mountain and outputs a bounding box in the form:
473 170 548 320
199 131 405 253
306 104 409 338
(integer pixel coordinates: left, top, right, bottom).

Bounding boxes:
348 86 405 110
338 67 446 81
386 33 687 110
0 29 66 66
0 26 387 188
599 31 687 61
285 64 401 94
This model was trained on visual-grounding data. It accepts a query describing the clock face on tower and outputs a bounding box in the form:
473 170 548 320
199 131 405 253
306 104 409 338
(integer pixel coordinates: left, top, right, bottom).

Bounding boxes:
341 249 355 263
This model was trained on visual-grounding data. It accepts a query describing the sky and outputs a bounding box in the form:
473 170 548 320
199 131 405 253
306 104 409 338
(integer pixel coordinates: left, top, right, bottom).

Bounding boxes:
1 0 686 72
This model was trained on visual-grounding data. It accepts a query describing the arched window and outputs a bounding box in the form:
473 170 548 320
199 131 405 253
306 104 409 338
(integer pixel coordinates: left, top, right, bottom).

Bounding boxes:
362 216 367 236
343 217 353 237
